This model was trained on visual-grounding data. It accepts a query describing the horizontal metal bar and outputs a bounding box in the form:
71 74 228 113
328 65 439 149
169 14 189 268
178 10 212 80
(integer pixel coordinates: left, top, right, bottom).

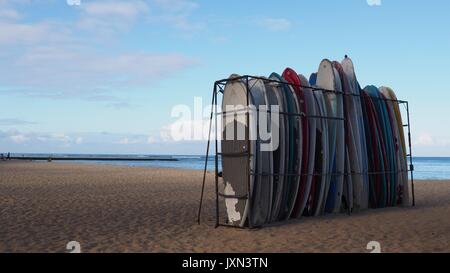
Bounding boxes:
218 109 344 121
306 115 344 121
217 152 250 158
249 170 410 177
216 223 251 230
215 75 408 104
218 193 248 200
215 75 344 95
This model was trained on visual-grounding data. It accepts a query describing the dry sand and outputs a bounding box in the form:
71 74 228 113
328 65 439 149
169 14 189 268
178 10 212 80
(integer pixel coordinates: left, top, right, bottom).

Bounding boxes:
0 161 449 253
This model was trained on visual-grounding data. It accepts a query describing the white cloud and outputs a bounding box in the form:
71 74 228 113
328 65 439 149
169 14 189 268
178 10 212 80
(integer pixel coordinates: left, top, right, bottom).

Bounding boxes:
0 130 160 147
414 133 450 148
147 136 157 144
77 0 202 34
0 21 71 45
148 0 203 32
52 133 72 143
0 118 36 126
75 137 83 144
258 18 292 31
153 0 198 13
118 137 132 145
117 135 154 145
0 8 20 21
9 134 29 143
367 0 382 6
0 0 22 21
0 129 208 154
415 133 435 146
413 134 450 156
78 0 150 35
83 0 149 18
6 46 196 97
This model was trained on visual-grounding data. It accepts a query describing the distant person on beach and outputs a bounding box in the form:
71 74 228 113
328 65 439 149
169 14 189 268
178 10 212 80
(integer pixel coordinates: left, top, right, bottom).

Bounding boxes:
1 153 4 161
7 152 10 160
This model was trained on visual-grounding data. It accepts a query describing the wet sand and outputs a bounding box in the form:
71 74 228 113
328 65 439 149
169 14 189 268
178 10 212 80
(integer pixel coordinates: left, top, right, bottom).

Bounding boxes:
0 161 449 253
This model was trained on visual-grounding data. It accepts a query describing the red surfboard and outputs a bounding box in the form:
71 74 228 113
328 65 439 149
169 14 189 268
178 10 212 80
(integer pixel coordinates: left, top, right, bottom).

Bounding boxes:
282 68 309 218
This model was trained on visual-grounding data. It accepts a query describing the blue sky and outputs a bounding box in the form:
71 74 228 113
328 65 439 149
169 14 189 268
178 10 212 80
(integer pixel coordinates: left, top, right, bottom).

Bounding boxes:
0 0 449 156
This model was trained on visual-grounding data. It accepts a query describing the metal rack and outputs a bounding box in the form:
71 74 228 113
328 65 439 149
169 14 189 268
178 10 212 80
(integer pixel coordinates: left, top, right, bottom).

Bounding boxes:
197 75 415 229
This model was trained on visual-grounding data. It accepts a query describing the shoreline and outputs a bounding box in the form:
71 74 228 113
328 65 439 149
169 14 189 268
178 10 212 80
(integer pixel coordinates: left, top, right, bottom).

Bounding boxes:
0 161 449 253
2 159 449 181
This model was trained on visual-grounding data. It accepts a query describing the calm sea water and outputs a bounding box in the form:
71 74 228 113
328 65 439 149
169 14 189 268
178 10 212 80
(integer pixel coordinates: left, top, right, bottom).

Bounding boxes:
411 157 450 180
8 154 450 180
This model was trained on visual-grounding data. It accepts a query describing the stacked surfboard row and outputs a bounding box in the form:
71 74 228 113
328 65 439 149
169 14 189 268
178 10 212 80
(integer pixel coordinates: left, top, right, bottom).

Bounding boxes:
221 57 410 227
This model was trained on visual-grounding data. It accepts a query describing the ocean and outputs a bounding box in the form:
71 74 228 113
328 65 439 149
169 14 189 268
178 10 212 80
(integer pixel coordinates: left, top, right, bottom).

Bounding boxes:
6 154 450 180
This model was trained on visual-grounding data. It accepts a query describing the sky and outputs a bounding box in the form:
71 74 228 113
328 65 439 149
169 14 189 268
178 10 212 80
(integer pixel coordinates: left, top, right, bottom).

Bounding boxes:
0 0 449 156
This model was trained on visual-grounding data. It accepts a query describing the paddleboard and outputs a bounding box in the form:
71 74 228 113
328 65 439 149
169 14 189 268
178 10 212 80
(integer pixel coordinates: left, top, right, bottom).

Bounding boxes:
248 78 273 226
221 74 256 226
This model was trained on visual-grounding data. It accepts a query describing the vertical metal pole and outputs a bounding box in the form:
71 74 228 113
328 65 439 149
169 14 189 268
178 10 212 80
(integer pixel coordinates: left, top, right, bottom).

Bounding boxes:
405 102 415 206
246 76 253 229
197 84 216 224
214 84 220 227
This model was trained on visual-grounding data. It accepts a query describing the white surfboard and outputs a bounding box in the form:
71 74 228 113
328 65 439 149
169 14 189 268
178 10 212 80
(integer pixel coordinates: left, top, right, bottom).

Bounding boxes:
342 57 370 210
316 59 345 214
221 74 256 227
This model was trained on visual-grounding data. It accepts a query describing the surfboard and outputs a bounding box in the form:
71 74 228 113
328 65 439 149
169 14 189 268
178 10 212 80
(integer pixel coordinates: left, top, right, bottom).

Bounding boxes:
269 73 302 221
296 74 318 217
380 92 398 206
366 86 397 207
343 147 353 213
341 57 369 210
360 91 376 207
309 73 317 86
334 60 360 213
305 73 329 216
361 90 384 208
264 78 287 222
364 87 389 208
282 68 311 219
380 86 410 206
221 74 256 227
248 78 273 226
316 59 345 214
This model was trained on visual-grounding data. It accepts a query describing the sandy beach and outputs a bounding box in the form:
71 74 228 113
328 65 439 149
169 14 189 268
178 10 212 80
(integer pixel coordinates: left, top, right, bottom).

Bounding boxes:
0 161 449 253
